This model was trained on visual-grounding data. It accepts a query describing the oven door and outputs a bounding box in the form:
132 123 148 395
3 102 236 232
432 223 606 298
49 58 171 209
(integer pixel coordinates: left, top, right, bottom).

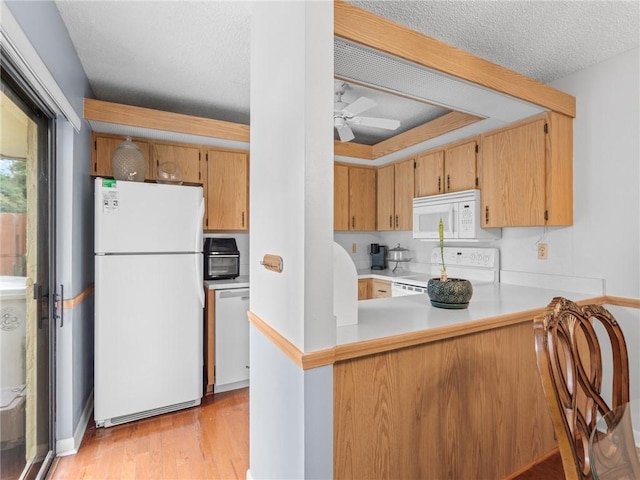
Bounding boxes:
412 201 457 240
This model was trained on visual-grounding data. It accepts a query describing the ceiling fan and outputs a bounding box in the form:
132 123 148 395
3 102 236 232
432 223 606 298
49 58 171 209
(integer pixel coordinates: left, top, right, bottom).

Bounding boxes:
334 83 401 142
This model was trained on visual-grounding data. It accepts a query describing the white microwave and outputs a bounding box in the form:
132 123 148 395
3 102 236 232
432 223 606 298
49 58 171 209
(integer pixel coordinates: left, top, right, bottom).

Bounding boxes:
412 189 501 241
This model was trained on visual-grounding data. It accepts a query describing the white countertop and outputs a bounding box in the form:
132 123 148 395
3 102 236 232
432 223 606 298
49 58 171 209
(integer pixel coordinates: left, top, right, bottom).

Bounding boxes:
343 272 595 346
204 275 250 290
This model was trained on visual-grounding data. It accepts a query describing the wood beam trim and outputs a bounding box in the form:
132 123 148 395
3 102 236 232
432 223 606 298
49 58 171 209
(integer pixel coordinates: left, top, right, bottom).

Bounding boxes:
372 111 482 158
248 310 335 370
84 98 250 143
333 140 374 159
334 1 576 118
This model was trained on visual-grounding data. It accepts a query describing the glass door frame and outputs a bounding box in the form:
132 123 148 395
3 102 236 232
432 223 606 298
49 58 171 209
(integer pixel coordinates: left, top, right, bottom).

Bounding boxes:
1 52 57 480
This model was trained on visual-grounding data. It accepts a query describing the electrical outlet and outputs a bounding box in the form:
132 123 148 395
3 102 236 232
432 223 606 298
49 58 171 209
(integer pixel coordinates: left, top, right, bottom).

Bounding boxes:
351 243 357 253
537 243 548 260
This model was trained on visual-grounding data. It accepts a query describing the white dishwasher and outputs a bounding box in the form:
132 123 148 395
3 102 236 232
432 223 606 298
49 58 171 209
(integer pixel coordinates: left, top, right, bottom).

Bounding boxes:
214 287 250 393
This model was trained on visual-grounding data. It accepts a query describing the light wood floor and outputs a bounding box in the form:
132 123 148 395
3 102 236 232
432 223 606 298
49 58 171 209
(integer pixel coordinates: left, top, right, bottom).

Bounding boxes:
48 388 249 480
48 386 564 480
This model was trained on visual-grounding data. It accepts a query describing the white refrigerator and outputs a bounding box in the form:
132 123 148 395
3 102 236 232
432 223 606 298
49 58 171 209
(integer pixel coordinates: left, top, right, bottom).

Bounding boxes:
94 178 205 427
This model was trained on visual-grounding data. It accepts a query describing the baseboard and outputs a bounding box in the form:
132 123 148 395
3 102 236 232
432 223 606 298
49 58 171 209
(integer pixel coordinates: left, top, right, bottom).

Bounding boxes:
56 389 94 456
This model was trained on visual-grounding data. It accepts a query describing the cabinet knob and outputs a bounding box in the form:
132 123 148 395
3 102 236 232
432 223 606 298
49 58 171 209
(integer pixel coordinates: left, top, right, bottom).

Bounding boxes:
395 215 399 228
389 216 393 229
447 174 450 191
437 176 441 192
351 216 355 229
485 206 489 224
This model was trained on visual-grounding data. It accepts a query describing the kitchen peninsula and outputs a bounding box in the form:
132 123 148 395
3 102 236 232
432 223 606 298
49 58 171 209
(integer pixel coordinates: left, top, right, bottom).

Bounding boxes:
332 283 601 479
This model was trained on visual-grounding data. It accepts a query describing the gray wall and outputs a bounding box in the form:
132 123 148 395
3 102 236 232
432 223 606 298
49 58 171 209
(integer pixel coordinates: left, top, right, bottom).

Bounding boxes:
6 0 95 451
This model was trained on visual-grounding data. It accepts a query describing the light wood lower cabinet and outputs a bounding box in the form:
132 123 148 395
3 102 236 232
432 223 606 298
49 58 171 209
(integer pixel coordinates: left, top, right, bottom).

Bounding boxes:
371 279 391 298
204 289 215 393
358 278 372 300
334 320 556 479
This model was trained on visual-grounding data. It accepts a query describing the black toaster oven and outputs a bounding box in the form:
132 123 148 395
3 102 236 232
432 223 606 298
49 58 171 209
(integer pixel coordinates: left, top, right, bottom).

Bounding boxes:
204 238 240 280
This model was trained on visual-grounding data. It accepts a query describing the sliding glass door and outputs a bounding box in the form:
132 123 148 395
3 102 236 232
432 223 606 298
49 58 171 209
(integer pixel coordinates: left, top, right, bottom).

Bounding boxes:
1 61 56 480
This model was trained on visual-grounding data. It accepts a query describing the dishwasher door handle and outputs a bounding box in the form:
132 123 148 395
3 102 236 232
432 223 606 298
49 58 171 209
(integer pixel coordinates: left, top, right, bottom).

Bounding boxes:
217 288 250 300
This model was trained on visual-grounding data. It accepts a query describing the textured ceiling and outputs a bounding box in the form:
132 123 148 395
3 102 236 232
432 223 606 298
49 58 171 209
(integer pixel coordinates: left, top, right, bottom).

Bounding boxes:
55 0 639 145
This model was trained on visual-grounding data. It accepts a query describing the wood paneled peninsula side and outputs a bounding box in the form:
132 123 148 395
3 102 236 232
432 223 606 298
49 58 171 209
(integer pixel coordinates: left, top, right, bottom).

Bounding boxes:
248 285 632 479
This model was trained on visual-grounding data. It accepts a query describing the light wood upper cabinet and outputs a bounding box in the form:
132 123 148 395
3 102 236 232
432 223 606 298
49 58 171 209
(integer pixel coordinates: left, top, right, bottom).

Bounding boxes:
376 164 395 231
415 139 477 197
444 139 477 192
481 113 573 227
151 141 203 185
414 150 444 197
91 133 152 180
378 159 414 231
394 159 414 230
334 164 350 231
348 166 377 231
335 164 376 231
205 149 249 231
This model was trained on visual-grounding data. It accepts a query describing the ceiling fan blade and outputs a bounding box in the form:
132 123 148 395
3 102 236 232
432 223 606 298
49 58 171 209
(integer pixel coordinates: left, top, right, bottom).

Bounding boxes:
351 116 401 130
336 123 355 142
343 96 376 117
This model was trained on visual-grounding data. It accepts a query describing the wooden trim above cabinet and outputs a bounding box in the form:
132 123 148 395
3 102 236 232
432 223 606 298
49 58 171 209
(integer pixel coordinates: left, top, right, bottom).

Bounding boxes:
334 1 576 118
84 98 250 143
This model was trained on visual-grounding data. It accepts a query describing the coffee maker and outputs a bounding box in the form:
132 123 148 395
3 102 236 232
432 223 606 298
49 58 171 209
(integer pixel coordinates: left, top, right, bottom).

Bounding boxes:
370 243 387 270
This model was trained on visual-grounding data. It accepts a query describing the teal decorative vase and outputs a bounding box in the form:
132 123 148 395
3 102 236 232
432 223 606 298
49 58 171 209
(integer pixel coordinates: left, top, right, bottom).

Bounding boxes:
427 278 473 309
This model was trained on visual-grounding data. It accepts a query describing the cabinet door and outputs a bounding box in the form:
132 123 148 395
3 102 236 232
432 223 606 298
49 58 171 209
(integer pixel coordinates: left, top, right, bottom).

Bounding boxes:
376 165 395 231
481 118 546 227
414 150 444 197
349 167 376 231
358 278 372 300
92 134 152 180
394 159 414 230
206 150 249 231
152 142 202 185
444 139 477 192
334 164 350 231
371 279 391 298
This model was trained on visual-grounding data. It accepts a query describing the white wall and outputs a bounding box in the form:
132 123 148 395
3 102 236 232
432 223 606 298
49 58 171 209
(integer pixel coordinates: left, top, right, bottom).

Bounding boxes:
249 2 334 479
501 47 639 297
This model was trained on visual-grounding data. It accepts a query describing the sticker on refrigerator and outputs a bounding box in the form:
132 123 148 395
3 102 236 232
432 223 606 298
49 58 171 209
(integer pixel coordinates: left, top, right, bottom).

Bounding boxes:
102 190 119 214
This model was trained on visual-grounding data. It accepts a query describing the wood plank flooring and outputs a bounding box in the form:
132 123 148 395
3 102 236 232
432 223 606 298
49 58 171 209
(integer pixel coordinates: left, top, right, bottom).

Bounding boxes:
48 386 565 480
48 388 249 480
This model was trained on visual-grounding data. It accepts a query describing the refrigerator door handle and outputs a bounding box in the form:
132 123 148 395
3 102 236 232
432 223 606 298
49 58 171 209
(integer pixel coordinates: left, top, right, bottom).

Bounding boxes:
195 252 205 308
195 197 204 253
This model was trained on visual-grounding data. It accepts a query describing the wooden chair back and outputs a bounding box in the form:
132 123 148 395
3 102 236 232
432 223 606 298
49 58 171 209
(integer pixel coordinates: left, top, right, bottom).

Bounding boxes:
533 297 638 480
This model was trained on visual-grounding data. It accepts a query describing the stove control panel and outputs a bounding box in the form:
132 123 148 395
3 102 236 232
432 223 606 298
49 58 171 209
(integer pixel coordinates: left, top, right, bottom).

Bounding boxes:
430 247 499 269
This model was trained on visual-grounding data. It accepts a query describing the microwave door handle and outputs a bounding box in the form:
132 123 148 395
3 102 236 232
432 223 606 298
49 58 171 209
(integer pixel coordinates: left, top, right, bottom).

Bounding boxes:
448 208 455 236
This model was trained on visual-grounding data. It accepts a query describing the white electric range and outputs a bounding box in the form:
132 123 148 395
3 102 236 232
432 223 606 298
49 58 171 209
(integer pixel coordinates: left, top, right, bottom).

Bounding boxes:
391 247 499 296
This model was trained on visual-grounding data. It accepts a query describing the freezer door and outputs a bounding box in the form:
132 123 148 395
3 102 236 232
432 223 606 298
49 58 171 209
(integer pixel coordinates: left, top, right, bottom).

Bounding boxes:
95 178 204 254
94 253 203 424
